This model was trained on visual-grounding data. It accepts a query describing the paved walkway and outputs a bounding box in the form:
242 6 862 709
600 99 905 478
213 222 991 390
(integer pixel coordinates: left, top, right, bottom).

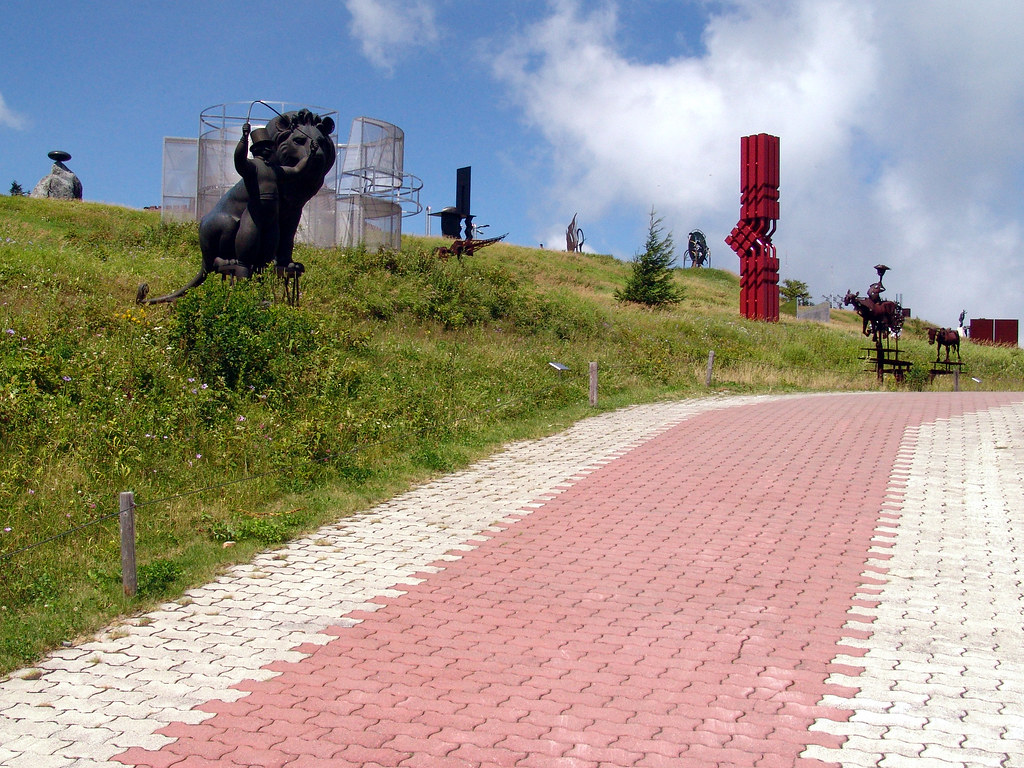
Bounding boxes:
1 392 1022 767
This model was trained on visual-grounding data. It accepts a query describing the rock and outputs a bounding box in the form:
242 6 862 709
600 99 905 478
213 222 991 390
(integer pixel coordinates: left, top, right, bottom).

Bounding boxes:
31 153 83 200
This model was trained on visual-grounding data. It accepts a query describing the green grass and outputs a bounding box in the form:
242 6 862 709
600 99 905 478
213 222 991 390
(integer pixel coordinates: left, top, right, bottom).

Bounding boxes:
1 195 1022 675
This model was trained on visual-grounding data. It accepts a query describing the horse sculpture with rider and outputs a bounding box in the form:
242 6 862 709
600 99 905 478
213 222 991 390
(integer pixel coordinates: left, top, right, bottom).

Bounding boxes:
843 289 903 342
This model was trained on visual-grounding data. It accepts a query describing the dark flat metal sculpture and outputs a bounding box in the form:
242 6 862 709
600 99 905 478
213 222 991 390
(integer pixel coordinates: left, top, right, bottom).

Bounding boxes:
141 108 336 304
431 206 465 238
429 167 474 240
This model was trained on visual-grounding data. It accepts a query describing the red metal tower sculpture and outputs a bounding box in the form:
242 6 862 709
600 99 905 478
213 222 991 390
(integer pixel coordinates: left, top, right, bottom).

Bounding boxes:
726 134 780 321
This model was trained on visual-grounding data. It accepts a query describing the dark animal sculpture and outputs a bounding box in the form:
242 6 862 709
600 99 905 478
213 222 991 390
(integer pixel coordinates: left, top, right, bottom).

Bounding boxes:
141 109 336 304
928 327 961 362
844 290 902 341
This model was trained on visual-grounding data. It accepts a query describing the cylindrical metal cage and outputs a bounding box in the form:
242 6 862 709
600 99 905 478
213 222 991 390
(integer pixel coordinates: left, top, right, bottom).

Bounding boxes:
337 116 422 250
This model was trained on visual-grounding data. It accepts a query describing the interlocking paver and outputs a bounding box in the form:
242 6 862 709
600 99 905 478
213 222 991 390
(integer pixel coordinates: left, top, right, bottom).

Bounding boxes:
808 398 1024 768
2 392 1023 766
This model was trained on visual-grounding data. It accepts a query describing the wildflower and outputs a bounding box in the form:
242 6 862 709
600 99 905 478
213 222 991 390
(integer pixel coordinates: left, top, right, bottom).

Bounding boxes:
196 453 202 459
188 378 195 383
3 527 10 532
201 383 208 390
4 329 13 335
237 416 246 422
62 375 71 382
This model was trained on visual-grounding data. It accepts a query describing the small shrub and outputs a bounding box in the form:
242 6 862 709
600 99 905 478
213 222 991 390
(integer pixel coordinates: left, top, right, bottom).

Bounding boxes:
168 279 316 391
136 559 183 597
203 513 289 545
903 363 930 391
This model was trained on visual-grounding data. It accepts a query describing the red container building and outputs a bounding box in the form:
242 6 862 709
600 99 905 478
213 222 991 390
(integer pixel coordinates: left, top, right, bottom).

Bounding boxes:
969 318 1019 346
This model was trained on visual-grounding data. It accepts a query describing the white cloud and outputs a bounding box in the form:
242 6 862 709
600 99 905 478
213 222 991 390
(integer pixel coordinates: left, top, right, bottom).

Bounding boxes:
344 0 440 72
0 92 26 130
493 0 1024 324
493 0 877 219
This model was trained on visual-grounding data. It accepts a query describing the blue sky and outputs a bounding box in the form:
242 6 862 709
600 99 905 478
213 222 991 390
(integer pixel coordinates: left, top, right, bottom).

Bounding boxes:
3 0 1023 329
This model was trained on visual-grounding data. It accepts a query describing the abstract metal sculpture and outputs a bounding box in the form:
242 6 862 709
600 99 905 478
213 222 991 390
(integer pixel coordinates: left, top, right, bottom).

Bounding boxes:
685 229 709 268
430 166 474 240
566 214 585 253
725 134 780 320
142 107 336 304
434 233 507 260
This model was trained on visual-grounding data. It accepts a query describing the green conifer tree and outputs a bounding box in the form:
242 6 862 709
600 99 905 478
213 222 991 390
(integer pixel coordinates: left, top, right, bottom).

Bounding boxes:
781 278 812 306
615 209 684 306
9 180 25 196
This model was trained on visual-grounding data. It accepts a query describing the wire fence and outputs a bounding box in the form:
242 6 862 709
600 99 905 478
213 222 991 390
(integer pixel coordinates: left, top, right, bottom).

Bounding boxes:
0 509 123 564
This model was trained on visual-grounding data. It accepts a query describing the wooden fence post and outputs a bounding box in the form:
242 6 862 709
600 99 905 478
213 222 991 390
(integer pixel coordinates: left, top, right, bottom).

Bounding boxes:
954 369 960 392
705 350 715 387
119 491 137 597
589 362 598 406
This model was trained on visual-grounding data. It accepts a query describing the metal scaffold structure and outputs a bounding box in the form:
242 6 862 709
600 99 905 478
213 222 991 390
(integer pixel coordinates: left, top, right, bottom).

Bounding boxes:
336 117 422 250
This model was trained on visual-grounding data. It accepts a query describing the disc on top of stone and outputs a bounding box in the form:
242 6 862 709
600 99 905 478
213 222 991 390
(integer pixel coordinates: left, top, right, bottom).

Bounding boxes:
47 150 72 163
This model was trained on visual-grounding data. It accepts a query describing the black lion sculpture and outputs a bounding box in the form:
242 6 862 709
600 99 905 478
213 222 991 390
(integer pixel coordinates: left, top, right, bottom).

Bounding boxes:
142 109 336 304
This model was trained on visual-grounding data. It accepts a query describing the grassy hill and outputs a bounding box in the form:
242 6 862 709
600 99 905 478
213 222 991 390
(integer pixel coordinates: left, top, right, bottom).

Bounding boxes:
1 195 1022 674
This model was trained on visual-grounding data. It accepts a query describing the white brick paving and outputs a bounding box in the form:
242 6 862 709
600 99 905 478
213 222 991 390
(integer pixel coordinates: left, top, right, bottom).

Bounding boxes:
806 400 1024 768
0 396 769 768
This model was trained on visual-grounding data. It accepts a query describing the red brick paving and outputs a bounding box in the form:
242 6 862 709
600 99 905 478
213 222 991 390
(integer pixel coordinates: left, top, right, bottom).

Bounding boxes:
114 393 1022 767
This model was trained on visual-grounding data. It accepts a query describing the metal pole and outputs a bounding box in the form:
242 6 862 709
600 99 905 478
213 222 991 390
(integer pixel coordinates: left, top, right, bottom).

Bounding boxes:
119 491 137 597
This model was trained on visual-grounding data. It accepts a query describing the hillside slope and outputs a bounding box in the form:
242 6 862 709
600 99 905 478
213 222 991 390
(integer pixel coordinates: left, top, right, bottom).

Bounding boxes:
1 196 1021 673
